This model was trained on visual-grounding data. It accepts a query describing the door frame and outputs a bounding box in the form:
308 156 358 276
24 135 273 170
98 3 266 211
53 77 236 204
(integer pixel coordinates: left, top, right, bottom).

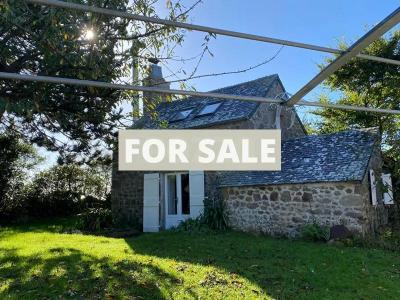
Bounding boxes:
164 172 190 228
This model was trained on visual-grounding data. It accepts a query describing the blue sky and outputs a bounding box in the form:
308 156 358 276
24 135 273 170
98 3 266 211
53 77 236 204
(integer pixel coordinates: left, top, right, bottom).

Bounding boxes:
155 0 399 114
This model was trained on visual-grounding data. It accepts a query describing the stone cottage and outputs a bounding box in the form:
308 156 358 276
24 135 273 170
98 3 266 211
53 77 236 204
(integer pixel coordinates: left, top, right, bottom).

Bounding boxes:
111 64 390 236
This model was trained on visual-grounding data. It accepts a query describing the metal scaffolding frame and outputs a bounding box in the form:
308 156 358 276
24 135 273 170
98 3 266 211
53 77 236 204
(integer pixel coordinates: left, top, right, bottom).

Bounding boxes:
26 0 400 66
1 72 399 115
0 72 282 104
286 7 400 106
2 0 400 115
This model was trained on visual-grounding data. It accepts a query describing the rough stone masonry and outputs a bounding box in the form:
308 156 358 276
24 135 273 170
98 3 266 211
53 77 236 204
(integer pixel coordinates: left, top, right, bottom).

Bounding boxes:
222 179 387 237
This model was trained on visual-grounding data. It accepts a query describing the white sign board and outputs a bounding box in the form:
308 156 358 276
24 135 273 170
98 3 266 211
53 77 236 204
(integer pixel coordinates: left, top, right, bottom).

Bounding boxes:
119 129 281 171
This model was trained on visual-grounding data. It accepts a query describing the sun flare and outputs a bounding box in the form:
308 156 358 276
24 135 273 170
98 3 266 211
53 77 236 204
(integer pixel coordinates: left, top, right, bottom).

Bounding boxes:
83 28 95 40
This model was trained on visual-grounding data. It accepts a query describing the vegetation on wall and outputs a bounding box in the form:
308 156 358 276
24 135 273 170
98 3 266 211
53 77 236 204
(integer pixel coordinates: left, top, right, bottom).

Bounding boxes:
300 221 330 242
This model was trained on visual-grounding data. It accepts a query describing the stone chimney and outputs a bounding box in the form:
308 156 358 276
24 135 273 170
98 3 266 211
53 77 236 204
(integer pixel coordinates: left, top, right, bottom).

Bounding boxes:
143 59 170 115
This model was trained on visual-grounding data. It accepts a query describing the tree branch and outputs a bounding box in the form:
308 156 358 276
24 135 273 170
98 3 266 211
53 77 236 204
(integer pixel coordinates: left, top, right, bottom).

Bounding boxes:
156 45 284 86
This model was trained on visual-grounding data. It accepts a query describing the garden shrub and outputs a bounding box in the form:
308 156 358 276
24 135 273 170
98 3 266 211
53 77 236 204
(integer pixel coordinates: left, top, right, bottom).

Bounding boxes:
173 197 229 232
352 227 400 251
25 190 81 218
82 194 111 210
173 217 208 233
202 197 229 230
301 221 330 242
76 208 113 231
24 164 109 219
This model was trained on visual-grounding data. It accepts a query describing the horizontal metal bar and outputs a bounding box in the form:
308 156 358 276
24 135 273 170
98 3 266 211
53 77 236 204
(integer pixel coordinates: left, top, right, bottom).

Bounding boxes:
296 100 400 115
286 6 400 106
1 72 399 114
0 72 282 104
357 53 400 65
26 0 400 66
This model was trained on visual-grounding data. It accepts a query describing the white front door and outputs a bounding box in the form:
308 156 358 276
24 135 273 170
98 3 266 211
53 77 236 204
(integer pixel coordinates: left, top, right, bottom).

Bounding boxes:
165 173 191 229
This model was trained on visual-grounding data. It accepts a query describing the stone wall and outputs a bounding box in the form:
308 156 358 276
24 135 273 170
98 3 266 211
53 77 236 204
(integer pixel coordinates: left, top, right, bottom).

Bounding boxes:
222 180 385 237
248 78 306 140
111 148 144 229
221 131 388 237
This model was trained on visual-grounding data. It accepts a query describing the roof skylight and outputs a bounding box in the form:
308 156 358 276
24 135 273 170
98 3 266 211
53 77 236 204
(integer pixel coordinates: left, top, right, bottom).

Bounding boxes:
170 108 193 122
197 102 222 116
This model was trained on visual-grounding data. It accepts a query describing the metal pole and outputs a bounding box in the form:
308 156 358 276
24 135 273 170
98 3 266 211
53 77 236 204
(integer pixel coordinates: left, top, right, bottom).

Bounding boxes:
0 72 282 104
286 7 400 106
296 100 400 115
1 72 400 115
26 0 400 66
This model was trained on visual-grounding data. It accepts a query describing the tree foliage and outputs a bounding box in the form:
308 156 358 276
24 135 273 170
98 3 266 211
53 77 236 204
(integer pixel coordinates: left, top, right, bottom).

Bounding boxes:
313 31 400 219
313 32 400 140
25 164 110 218
0 128 42 222
0 0 194 163
0 160 111 223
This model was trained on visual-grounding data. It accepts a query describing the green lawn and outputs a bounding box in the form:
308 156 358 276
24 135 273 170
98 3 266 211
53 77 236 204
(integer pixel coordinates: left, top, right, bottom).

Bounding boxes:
1 220 400 299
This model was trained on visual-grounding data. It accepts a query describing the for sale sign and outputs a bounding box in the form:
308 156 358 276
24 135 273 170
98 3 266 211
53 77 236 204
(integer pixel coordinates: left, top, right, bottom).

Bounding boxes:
118 129 281 171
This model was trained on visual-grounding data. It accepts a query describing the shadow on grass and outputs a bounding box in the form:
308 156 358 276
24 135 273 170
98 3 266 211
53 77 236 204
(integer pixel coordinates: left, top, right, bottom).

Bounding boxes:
2 223 400 299
0 246 190 299
0 217 78 237
124 231 400 299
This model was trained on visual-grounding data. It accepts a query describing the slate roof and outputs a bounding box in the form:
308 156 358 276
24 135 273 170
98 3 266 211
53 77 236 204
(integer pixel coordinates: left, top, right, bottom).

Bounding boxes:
218 129 379 187
142 74 280 129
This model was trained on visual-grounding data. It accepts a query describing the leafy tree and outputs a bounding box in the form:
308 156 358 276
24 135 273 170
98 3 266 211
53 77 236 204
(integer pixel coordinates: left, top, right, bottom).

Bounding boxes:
0 0 197 163
313 32 400 136
313 31 400 220
0 127 42 222
25 164 109 218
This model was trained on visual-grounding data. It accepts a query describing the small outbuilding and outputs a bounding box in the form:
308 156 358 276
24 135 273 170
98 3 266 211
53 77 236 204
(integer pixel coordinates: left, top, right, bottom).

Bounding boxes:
219 129 387 236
